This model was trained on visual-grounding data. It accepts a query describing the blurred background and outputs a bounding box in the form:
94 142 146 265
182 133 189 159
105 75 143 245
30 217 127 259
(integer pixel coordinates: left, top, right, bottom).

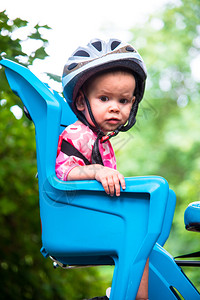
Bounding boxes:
0 0 199 298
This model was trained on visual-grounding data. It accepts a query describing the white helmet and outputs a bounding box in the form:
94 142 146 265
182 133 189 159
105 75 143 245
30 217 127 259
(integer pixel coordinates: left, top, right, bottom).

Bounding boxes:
62 38 147 116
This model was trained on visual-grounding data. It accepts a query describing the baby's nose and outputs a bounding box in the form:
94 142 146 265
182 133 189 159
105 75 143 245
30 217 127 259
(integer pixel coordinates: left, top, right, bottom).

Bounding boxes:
109 101 120 112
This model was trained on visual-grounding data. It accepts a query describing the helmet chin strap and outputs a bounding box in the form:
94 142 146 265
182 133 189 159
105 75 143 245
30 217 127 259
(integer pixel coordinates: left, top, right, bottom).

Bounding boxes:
80 92 138 143
83 93 101 132
100 99 138 142
76 92 139 165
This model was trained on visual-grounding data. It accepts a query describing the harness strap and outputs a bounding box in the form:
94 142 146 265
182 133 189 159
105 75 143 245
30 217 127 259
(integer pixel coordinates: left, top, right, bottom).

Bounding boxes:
61 139 91 166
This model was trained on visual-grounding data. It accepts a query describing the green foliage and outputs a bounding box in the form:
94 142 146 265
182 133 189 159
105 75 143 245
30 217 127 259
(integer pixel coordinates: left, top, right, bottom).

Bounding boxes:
0 9 106 300
115 0 200 290
0 10 49 65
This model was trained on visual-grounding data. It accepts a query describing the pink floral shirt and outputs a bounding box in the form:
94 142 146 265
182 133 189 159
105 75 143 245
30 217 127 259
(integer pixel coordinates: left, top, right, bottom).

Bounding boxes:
56 121 116 180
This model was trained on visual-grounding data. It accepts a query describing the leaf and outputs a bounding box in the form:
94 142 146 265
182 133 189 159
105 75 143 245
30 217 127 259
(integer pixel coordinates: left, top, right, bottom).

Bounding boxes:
13 17 28 28
28 31 42 40
45 72 61 82
34 23 51 30
33 46 48 60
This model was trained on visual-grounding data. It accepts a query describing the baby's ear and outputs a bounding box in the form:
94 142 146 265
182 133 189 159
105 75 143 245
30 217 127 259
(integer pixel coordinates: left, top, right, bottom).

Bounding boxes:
76 91 85 111
132 96 136 104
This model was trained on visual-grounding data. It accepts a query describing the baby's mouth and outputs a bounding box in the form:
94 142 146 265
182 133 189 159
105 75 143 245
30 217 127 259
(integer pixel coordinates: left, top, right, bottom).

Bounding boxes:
107 118 120 124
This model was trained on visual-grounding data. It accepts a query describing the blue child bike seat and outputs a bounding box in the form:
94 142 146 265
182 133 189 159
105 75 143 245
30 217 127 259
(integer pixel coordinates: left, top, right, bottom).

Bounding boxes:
1 58 183 300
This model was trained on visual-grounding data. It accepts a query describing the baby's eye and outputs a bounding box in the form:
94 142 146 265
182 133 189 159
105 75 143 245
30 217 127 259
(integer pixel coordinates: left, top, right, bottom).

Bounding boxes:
100 96 109 102
119 98 129 104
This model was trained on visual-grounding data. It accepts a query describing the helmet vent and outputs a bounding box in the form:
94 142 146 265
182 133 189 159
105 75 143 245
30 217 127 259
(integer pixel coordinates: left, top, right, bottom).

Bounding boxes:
74 50 90 57
68 63 78 70
91 41 102 52
126 46 136 52
111 40 121 50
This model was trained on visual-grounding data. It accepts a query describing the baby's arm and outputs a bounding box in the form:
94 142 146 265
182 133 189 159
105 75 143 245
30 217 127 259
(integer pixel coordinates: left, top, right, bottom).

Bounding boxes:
68 165 126 197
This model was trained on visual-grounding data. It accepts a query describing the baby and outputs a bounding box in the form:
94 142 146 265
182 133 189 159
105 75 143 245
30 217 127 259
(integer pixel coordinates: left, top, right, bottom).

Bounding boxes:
56 38 148 299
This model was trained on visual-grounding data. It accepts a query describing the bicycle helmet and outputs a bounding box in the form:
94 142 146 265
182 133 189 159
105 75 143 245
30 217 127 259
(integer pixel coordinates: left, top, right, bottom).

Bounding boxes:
63 38 146 110
62 38 147 164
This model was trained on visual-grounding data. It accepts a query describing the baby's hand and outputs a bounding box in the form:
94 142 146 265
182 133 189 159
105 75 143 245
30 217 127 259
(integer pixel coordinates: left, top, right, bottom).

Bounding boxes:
94 166 126 197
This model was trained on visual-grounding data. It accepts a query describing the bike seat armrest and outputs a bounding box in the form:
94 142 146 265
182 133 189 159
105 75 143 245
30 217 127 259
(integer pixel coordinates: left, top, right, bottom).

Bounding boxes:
44 175 169 241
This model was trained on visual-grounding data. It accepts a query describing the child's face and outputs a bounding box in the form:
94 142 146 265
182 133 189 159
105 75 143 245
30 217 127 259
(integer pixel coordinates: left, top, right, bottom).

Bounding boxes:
76 71 136 133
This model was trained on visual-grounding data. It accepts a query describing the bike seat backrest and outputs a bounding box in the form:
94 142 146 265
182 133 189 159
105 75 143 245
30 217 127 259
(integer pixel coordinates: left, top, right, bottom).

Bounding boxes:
49 87 77 133
0 58 77 183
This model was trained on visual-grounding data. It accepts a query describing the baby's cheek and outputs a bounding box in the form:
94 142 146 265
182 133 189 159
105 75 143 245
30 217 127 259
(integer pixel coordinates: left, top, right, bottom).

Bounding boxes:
123 111 131 121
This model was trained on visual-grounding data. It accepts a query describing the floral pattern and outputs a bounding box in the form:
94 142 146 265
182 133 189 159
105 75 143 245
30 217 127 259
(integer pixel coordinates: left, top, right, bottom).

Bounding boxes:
56 121 116 180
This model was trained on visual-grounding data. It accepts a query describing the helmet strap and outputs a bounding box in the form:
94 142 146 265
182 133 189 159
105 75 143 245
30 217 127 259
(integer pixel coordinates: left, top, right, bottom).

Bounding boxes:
83 93 102 132
100 98 139 143
77 92 105 165
118 98 138 132
82 92 138 136
76 92 139 165
75 92 101 133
